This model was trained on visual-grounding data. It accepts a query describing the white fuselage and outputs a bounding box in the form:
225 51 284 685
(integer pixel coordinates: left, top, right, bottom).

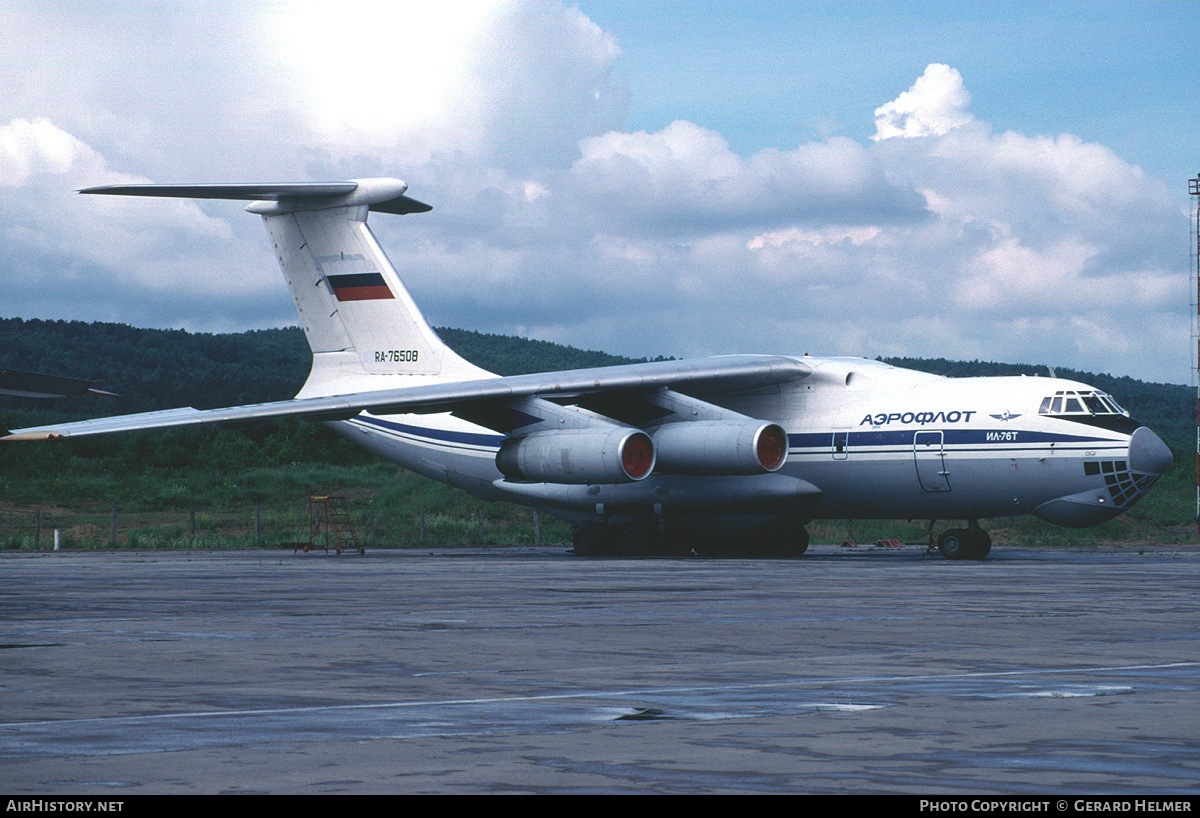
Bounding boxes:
330 356 1169 532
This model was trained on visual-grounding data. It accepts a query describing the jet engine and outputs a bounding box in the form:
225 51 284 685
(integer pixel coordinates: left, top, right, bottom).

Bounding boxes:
651 420 788 475
496 427 655 484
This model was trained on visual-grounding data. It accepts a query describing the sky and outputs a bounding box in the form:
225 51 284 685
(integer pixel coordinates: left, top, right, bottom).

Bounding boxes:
1 0 1197 385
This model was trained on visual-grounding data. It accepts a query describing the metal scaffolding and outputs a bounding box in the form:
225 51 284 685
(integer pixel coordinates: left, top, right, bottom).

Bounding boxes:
293 486 364 555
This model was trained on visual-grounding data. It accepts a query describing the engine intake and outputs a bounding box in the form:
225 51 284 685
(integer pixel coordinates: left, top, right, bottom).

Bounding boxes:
496 428 655 484
652 420 788 475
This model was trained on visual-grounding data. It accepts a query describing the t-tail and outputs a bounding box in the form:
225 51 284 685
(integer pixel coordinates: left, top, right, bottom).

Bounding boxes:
81 178 494 398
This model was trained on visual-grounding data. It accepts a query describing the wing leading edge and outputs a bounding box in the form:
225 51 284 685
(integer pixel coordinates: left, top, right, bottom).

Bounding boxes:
2 355 810 441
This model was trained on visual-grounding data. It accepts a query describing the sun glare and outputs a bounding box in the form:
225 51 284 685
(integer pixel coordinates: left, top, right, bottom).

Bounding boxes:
273 0 503 140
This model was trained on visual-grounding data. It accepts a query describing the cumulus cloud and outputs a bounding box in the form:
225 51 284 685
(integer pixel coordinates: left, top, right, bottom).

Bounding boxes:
0 117 95 186
854 63 1183 380
272 0 627 171
0 113 268 330
873 63 974 140
0 2 1188 383
568 121 927 235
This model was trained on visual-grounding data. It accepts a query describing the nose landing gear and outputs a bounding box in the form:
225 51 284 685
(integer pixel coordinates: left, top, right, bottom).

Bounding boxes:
936 521 992 560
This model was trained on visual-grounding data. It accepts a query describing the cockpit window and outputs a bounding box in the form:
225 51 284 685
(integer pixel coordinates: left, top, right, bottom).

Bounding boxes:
1038 390 1128 418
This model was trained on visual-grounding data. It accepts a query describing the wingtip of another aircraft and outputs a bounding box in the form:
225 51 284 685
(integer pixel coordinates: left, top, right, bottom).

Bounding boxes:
1 430 69 442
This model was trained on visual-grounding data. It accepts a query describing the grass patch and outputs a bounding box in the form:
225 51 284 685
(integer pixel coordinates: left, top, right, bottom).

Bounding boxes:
0 461 569 550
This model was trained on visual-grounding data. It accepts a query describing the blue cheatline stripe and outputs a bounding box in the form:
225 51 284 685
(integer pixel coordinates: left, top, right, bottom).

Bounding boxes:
355 415 505 448
788 429 1118 450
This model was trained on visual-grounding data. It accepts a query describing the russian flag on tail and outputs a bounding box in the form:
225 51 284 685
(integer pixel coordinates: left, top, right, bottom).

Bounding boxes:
327 272 394 301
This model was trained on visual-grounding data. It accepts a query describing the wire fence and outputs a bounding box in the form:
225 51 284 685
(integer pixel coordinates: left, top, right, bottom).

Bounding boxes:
0 503 559 551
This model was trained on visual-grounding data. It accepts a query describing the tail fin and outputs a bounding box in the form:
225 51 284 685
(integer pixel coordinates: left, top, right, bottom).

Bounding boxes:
82 178 493 398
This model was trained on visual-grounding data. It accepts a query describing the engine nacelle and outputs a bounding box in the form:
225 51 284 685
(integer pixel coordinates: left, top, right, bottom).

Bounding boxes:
652 420 788 475
496 428 655 484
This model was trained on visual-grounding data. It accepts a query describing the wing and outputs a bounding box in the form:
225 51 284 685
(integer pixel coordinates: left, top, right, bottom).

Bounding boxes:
0 368 114 399
2 355 810 440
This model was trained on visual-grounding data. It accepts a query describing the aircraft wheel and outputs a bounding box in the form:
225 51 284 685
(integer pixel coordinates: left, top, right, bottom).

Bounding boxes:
765 527 809 557
620 524 663 557
966 528 991 560
691 534 734 557
572 524 606 556
937 528 971 560
789 526 810 556
760 517 809 557
662 531 697 557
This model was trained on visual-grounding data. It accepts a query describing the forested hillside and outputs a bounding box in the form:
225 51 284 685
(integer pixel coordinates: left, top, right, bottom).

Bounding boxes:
0 319 649 423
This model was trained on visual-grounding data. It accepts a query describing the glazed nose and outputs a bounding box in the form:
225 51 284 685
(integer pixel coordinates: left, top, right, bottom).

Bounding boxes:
1128 426 1172 476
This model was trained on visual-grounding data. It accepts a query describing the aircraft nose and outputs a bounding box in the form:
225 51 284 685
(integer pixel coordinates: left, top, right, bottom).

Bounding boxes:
1128 426 1173 476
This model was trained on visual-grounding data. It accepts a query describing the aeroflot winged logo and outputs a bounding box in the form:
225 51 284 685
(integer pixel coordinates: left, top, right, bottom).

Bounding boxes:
989 411 1022 422
327 272 395 301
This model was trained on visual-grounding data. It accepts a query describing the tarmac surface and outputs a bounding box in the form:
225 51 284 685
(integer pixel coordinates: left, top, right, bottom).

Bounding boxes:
1 542 1198 795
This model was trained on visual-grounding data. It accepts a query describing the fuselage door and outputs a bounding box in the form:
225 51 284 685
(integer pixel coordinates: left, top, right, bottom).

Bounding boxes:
832 431 849 460
913 430 950 492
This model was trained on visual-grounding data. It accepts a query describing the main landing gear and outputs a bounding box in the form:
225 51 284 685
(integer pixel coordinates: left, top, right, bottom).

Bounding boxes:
572 523 690 557
572 521 810 558
935 521 992 560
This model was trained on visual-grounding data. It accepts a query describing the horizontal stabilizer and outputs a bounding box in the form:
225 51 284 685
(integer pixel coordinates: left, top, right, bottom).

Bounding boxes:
80 178 432 215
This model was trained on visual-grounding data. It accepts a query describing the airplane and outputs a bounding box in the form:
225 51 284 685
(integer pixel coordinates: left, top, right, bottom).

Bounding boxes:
0 367 111 399
1 178 1174 559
